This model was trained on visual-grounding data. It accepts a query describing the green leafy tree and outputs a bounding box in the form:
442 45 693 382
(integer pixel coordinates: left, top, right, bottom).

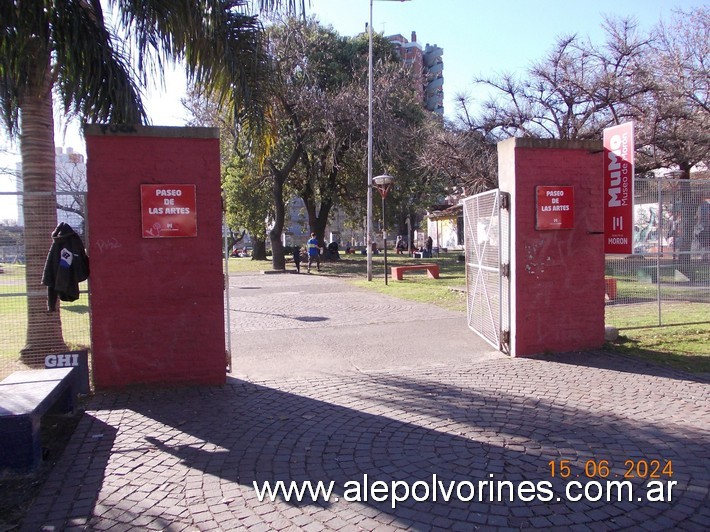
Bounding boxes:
265 19 430 256
222 157 273 260
0 0 303 362
187 17 445 266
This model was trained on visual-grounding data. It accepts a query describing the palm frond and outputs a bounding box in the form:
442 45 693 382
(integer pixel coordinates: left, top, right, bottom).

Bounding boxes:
0 0 53 135
52 0 147 125
113 1 275 132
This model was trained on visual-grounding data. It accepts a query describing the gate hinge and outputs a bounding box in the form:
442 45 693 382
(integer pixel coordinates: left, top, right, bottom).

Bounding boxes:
501 263 510 278
500 192 510 210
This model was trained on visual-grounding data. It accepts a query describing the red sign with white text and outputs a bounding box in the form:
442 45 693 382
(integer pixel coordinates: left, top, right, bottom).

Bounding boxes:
536 186 574 230
603 123 634 254
141 184 197 238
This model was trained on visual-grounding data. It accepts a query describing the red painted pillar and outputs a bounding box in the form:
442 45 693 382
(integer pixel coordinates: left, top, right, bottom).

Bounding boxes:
498 138 605 357
85 125 225 388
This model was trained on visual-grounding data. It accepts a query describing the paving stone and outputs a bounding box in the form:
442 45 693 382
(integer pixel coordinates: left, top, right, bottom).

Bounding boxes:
16 273 710 532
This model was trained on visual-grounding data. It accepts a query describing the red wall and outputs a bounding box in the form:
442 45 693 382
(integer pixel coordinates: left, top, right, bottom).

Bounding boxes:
85 125 225 388
498 138 605 357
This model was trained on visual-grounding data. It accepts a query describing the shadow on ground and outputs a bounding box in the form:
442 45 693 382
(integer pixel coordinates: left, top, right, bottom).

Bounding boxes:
21 354 710 530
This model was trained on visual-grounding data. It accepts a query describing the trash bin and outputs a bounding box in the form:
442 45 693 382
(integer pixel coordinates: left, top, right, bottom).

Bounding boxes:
604 277 617 300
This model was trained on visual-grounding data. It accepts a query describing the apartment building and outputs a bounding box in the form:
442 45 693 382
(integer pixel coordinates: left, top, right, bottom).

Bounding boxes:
387 31 444 116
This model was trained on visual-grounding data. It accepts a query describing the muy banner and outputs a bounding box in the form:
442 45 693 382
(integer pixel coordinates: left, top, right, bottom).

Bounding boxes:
603 122 634 254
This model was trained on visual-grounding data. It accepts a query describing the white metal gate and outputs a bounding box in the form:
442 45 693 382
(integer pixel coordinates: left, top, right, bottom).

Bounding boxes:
463 190 511 353
223 213 233 373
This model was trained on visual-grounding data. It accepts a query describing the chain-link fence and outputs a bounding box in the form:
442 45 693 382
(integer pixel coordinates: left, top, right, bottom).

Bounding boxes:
605 177 710 329
0 191 90 380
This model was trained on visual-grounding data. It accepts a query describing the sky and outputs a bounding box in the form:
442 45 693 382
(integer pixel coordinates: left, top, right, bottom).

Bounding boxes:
309 0 703 113
0 0 704 221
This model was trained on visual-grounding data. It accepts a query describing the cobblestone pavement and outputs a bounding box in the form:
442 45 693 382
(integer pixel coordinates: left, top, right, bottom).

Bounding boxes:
22 273 710 531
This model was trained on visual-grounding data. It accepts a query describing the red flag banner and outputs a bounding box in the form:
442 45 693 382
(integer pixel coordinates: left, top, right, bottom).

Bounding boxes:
603 122 635 254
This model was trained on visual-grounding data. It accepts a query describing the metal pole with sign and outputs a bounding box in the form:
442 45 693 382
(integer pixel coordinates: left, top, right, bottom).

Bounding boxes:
367 0 412 281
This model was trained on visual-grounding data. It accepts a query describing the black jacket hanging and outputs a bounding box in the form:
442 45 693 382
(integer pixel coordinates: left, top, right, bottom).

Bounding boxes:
42 222 90 311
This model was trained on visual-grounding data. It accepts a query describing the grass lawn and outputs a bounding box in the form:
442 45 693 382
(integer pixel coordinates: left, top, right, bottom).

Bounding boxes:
226 256 274 274
0 263 90 375
611 324 710 374
346 253 467 312
229 252 468 311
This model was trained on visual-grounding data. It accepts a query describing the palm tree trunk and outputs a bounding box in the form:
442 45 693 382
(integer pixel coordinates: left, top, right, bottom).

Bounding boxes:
19 61 66 365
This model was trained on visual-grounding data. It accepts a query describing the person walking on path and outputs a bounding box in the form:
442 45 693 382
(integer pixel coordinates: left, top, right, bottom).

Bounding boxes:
307 233 321 273
293 246 302 273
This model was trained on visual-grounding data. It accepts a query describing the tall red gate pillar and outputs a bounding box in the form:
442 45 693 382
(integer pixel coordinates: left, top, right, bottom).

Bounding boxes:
85 125 225 388
498 138 605 357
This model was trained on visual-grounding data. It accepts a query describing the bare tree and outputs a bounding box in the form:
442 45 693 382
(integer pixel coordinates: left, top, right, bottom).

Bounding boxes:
419 102 498 196
637 7 710 174
640 7 710 252
455 9 708 258
471 17 653 141
55 159 86 231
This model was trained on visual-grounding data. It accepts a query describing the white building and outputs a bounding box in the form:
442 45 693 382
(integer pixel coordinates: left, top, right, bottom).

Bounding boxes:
15 147 86 233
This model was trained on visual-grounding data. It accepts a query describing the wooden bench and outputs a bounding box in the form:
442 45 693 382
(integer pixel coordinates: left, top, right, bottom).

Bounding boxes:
391 263 440 281
0 367 78 471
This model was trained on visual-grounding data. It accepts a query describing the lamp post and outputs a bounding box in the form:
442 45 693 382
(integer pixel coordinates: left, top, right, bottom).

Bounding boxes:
373 174 394 284
367 0 412 282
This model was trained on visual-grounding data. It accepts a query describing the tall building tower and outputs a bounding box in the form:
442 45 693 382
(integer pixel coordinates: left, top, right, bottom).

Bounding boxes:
387 31 444 116
423 42 444 115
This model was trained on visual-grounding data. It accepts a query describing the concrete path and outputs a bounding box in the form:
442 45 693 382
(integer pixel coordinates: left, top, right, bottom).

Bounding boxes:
228 272 500 379
21 273 710 531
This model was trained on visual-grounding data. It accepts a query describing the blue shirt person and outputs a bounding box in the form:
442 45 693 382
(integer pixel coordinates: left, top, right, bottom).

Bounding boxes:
307 233 321 273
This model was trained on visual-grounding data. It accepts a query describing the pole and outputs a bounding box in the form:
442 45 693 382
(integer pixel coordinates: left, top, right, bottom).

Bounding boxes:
366 0 374 281
657 176 662 326
383 194 388 285
406 213 411 254
367 1 411 279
